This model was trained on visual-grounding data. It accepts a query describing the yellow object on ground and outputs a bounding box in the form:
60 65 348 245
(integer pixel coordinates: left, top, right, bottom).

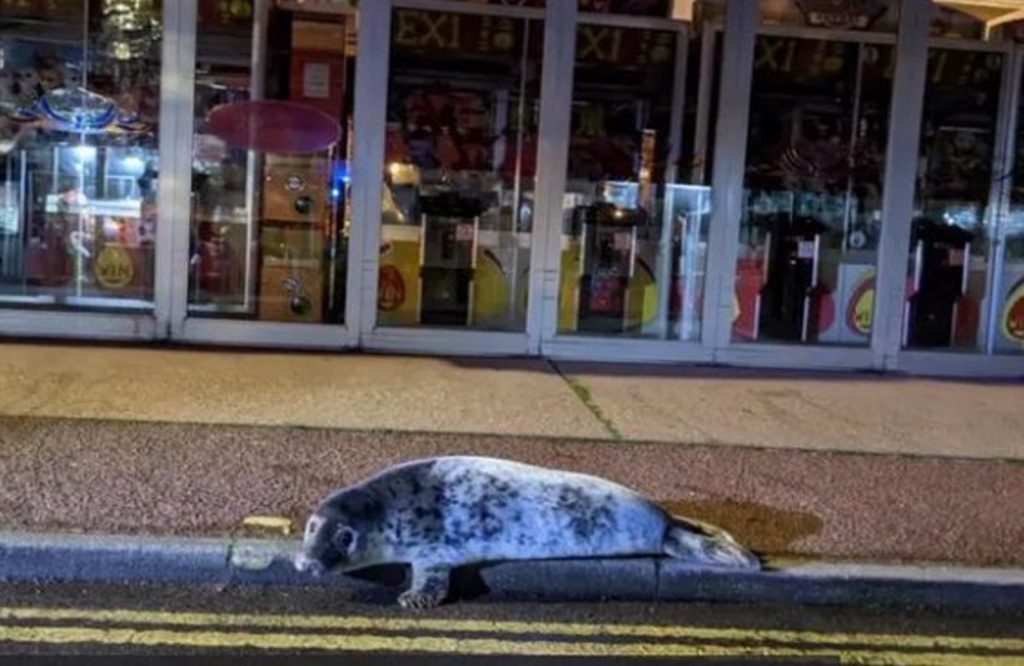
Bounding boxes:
241 516 294 536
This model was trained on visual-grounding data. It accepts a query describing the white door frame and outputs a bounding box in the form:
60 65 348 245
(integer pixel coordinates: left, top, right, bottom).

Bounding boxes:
701 0 759 366
871 0 933 372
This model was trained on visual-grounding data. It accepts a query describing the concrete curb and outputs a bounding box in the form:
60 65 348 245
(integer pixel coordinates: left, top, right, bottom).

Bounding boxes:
2 531 1023 611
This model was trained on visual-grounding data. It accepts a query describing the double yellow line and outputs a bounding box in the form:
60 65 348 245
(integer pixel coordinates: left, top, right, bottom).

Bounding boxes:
0 606 1021 664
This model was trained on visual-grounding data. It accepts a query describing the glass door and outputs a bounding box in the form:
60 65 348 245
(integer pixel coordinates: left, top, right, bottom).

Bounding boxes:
180 0 359 343
555 18 706 342
375 3 544 333
734 31 896 347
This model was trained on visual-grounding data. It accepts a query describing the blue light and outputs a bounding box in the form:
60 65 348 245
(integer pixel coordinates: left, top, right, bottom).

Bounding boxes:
331 161 350 197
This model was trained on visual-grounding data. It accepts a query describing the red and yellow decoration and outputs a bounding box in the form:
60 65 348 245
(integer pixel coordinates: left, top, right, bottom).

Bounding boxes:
846 269 875 337
1002 278 1024 345
94 244 134 290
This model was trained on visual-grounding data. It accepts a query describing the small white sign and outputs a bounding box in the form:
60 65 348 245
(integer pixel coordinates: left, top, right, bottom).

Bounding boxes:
456 224 474 242
613 232 632 251
797 240 816 259
302 63 331 100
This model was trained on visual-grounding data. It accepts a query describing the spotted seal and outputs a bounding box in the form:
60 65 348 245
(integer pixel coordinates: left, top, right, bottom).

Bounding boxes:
294 456 760 608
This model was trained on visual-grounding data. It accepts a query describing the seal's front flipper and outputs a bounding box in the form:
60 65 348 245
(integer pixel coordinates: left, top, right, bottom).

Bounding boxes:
664 521 761 571
398 564 452 610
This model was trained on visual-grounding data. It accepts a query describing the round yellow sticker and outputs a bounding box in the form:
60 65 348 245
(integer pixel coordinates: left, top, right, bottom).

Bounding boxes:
94 245 134 290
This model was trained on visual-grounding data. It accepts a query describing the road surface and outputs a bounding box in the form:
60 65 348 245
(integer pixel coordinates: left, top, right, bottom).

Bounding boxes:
0 581 1021 664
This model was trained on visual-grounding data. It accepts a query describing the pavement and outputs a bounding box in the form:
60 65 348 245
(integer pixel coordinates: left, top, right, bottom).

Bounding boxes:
0 341 1021 609
0 342 1021 459
0 581 1021 662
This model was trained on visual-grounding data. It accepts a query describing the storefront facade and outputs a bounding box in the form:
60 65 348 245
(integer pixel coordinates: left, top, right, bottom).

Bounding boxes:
0 0 1022 377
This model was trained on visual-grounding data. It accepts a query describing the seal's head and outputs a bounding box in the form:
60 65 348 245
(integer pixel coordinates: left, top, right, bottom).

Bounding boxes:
294 509 360 577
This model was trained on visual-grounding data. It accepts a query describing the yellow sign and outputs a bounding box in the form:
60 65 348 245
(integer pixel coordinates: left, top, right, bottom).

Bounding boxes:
377 240 420 326
847 270 876 336
94 245 134 290
1001 279 1024 344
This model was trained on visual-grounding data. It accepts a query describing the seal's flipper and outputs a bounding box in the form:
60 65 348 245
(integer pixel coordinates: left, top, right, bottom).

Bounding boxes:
664 520 761 571
398 564 452 610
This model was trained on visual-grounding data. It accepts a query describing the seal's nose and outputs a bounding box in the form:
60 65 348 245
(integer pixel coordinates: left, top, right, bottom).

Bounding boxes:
293 553 325 577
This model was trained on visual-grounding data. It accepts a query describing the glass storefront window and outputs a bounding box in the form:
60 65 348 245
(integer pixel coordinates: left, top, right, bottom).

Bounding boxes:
558 22 709 340
379 7 542 331
189 0 354 324
735 34 895 346
0 0 161 310
904 47 1003 352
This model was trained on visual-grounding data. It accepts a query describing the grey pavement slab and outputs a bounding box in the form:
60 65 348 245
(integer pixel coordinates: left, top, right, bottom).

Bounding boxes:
1 342 1022 459
0 344 606 439
556 363 1024 459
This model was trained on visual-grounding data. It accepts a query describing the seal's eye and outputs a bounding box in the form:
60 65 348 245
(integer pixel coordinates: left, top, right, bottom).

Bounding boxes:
331 525 357 554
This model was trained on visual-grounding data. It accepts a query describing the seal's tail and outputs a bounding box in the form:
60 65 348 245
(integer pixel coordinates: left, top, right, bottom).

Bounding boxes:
664 517 761 571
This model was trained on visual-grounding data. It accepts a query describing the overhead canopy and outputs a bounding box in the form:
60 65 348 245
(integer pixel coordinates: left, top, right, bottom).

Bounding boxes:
935 0 1024 31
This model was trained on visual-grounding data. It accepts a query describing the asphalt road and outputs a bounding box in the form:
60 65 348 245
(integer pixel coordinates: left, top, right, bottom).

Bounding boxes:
0 581 1021 664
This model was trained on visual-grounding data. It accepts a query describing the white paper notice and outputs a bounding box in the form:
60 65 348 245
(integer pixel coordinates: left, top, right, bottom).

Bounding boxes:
303 63 331 99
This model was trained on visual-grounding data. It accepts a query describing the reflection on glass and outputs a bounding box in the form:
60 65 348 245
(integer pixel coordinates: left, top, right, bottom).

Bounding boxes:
379 8 542 331
0 0 160 310
558 24 708 340
736 36 893 346
759 0 899 32
189 2 353 324
905 48 1003 351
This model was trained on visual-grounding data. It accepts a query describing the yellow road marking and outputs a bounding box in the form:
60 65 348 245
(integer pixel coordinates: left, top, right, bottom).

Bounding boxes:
0 624 1021 666
0 606 1021 654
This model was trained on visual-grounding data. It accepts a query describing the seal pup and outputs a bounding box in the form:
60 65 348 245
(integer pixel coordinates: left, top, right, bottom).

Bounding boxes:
294 456 759 609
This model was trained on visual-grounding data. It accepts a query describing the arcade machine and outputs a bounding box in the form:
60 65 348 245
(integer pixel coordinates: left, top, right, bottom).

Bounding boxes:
256 6 349 323
904 217 974 348
417 191 483 327
756 214 828 342
575 200 644 334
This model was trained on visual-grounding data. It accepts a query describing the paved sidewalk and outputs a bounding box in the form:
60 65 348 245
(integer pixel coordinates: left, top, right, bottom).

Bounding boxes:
0 342 1020 459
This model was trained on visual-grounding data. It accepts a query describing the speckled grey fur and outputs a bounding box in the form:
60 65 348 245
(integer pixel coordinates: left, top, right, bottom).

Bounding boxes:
295 456 759 608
